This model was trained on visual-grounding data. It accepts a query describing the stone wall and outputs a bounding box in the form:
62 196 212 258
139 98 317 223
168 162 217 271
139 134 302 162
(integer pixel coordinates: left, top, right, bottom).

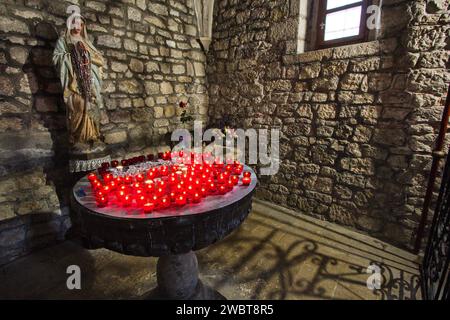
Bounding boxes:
207 0 450 249
0 0 207 265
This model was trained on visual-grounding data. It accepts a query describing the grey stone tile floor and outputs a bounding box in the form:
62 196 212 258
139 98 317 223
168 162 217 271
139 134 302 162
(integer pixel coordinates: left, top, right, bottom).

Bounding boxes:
0 200 421 300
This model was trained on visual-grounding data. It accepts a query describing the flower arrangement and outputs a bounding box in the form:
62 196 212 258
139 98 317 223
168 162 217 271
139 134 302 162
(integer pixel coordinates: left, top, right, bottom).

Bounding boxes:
179 101 194 124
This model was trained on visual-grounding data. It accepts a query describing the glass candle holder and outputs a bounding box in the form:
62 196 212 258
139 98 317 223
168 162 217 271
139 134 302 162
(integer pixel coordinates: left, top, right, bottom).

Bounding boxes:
122 195 132 207
136 173 145 182
124 175 133 185
234 165 244 175
176 195 186 206
96 196 108 208
95 190 105 199
108 181 117 191
155 187 165 197
144 180 155 193
93 181 103 190
136 195 146 207
143 201 155 213
104 174 113 183
114 176 123 185
192 192 201 203
217 174 226 184
242 176 251 186
160 196 171 208
219 185 227 195
101 162 110 169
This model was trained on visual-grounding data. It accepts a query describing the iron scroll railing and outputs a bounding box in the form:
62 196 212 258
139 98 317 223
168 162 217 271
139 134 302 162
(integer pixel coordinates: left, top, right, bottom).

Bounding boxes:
421 148 450 300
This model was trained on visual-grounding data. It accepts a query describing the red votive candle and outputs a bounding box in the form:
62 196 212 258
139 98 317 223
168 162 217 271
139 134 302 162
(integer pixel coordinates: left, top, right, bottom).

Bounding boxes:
111 160 119 168
95 190 105 199
219 185 227 195
225 164 233 172
124 175 133 185
114 176 123 185
243 171 251 178
96 196 108 208
90 178 100 187
122 194 132 207
147 170 156 179
160 166 168 176
117 190 126 201
136 195 146 207
157 180 166 189
133 182 141 190
176 195 187 206
135 188 144 197
209 182 217 193
155 187 165 197
227 179 234 190
136 173 145 182
192 192 201 203
108 181 117 191
174 183 184 194
242 176 251 186
217 174 226 184
170 191 177 202
231 175 239 185
200 186 208 197
93 181 103 190
104 173 113 183
150 194 160 205
102 185 111 195
144 180 155 193
186 184 195 195
101 162 110 169
234 165 244 175
121 159 128 167
143 202 155 213
88 173 97 182
160 196 170 208
169 176 177 185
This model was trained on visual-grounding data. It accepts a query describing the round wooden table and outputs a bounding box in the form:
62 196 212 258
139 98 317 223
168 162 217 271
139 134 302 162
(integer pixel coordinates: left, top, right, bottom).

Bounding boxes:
71 166 257 299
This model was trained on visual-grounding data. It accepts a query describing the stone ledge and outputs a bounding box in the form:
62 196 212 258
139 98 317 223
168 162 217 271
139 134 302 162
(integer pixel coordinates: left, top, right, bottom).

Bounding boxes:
283 39 398 65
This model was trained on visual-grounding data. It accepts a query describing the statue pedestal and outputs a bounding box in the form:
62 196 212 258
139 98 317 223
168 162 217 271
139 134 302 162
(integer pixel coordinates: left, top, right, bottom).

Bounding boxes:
69 142 110 173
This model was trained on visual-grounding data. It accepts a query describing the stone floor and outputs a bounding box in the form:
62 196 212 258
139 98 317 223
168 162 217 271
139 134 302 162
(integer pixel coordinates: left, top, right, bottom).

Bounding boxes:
0 200 422 300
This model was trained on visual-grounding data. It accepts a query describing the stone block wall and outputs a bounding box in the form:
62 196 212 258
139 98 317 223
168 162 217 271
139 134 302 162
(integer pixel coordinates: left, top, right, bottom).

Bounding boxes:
0 0 207 265
207 0 449 249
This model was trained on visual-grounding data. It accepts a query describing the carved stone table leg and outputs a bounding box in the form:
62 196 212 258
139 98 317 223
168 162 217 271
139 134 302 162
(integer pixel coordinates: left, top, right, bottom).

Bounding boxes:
145 251 226 300
157 251 199 299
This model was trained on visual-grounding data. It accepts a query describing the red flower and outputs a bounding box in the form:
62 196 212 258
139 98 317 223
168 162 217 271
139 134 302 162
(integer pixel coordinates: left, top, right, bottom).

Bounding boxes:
179 101 188 109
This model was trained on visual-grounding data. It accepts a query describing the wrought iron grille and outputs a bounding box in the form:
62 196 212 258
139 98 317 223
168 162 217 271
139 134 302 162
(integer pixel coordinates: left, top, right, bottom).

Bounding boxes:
421 150 450 300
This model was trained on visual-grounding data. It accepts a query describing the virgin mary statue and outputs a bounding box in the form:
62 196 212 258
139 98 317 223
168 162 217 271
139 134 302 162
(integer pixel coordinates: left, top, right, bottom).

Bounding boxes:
53 16 104 152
